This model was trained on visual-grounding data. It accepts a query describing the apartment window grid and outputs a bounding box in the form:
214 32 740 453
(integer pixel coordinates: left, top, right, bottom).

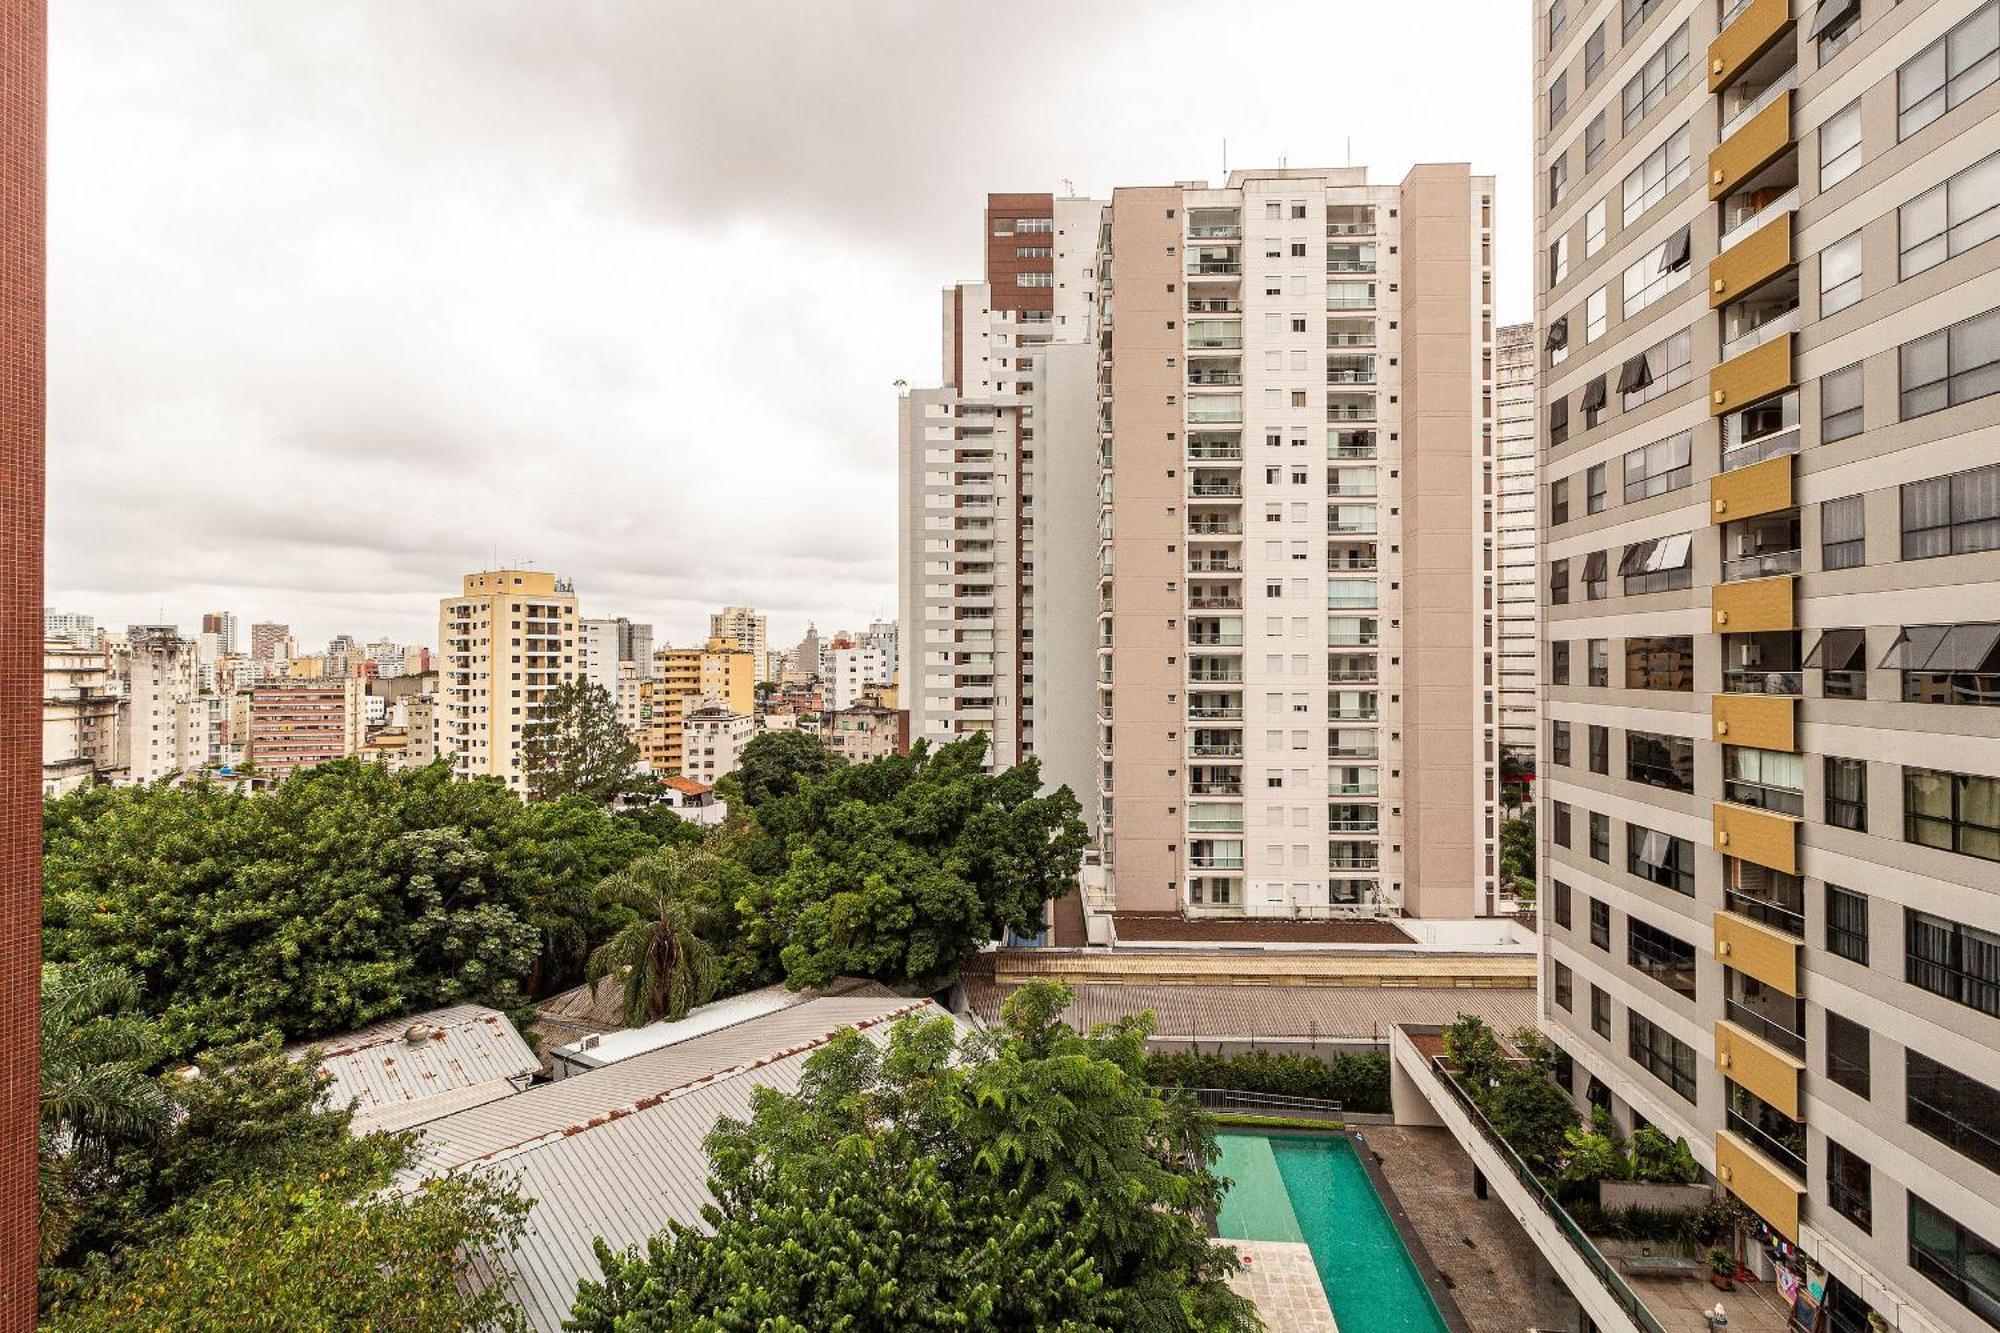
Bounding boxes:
1553 800 1573 847
1821 364 1864 443
1826 885 1870 964
1826 756 1868 831
1552 639 1571 685
1554 961 1574 1010
1821 232 1863 315
1588 810 1611 862
1821 496 1866 571
1550 558 1570 605
1827 1140 1873 1234
1827 1011 1872 1097
1621 531 1693 595
1621 124 1691 226
1584 22 1606 84
1588 723 1609 774
1549 70 1569 129
1622 22 1689 132
1587 199 1608 257
1628 919 1697 998
1897 2 2000 141
1629 1010 1697 1103
1588 638 1609 687
1551 477 1571 525
1624 431 1692 501
1585 112 1607 173
1906 904 2000 1016
1591 984 1612 1038
1902 148 2000 282
1907 1193 2000 1326
1623 240 1690 318
1621 328 1693 409
1627 731 1694 792
1900 460 2000 557
1820 99 1863 189
1552 719 1573 766
1906 1049 2000 1176
1902 306 2000 416
1628 824 1695 896
1586 463 1607 515
1553 878 1572 928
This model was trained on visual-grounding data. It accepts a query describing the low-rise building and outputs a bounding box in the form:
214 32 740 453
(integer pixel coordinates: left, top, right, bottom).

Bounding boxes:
823 703 907 764
678 705 753 786
299 1004 539 1136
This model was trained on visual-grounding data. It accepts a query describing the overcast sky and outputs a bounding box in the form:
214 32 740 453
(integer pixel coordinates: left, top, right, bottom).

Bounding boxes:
48 1 1531 652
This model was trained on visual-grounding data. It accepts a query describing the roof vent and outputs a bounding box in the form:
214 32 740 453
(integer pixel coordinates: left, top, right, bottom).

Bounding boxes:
403 1022 434 1046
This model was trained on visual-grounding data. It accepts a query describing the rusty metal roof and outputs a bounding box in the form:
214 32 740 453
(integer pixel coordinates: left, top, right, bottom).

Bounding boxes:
297 1004 540 1134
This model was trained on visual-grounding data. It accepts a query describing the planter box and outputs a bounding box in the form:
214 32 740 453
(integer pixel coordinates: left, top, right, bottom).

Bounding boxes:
1599 1181 1714 1214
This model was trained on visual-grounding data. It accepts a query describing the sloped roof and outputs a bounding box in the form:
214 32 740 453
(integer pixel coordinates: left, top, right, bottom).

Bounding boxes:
296 1004 540 1135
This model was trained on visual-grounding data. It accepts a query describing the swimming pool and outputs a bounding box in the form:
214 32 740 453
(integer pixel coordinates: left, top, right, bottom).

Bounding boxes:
1215 1131 1450 1333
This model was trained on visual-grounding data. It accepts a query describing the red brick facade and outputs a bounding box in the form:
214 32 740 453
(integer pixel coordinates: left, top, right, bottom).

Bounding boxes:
0 1 44 1321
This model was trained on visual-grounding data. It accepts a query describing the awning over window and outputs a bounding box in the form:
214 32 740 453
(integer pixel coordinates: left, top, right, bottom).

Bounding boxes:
1550 396 1570 431
1580 375 1607 413
1880 623 2000 671
1661 224 1692 273
1617 354 1654 395
1618 531 1693 576
1809 0 1859 40
1545 317 1569 352
1583 550 1607 580
1803 628 1867 672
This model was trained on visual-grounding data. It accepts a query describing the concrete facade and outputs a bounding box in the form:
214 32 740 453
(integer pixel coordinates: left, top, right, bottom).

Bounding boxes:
1496 322 1542 763
248 679 365 780
436 570 579 793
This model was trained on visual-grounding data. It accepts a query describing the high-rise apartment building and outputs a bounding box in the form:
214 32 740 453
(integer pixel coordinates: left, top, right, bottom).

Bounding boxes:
200 610 238 656
42 642 119 795
43 610 94 646
864 617 899 686
248 679 365 780
0 3 41 1309
437 570 579 792
709 607 766 675
899 191 1103 769
647 636 754 776
826 644 887 712
1094 166 1499 922
1495 323 1541 765
1533 2 2000 1326
249 621 290 661
117 626 203 782
583 617 656 695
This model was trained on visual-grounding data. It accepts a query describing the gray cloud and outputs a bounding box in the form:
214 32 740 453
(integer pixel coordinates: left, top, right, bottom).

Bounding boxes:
48 0 1530 651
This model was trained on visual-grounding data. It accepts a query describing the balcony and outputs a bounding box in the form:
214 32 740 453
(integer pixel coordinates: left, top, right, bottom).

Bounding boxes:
1716 1129 1803 1242
1715 800 1800 875
1188 703 1244 720
1186 259 1242 278
1189 517 1244 535
1187 297 1242 314
1189 737 1245 759
1189 479 1243 498
1187 224 1242 240
1188 397 1244 424
1328 735 1380 760
1722 505 1801 585
1708 90 1792 203
1188 439 1243 460
1188 369 1243 388
1714 908 1801 997
1327 402 1377 423
1710 0 1792 93
1188 594 1242 610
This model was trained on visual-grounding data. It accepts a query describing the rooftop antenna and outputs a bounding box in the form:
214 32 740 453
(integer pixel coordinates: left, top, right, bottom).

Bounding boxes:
1060 176 1075 197
1221 137 1227 179
1346 136 1353 167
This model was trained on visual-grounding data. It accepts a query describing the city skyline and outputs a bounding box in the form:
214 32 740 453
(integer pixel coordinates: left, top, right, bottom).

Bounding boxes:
45 1 1531 649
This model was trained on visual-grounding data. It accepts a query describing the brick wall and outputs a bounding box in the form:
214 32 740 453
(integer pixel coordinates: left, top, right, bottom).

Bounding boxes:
0 1 45 1323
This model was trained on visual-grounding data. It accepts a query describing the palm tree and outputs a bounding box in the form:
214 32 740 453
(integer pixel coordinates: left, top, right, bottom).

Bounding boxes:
39 963 170 1262
586 847 725 1026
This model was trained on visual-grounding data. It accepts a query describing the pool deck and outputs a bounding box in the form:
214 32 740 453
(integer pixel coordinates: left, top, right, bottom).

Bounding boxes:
1227 1240 1341 1332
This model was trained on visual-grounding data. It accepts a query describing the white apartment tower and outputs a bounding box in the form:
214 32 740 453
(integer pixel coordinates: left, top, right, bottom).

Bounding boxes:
1094 166 1500 922
117 626 203 782
709 607 766 675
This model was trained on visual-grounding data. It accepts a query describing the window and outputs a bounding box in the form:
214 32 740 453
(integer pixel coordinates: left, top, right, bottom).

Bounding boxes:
1588 724 1608 774
1815 0 1861 61
1629 1011 1697 1102
1898 1 2000 140
1622 23 1689 132
1591 984 1612 1037
1548 70 1568 128
1813 503 1865 583
1549 0 1567 46
1552 640 1571 685
1627 731 1694 792
1908 1050 2000 1176
1629 919 1697 997
1621 0 1666 39
1821 364 1863 443
1551 477 1571 525
1582 373 1607 428
1621 327 1694 409
1624 636 1688 688
1623 239 1690 317
1017 272 1053 288
1551 719 1572 766
1727 1079 1805 1176
1590 897 1610 948
1553 879 1572 928
1583 549 1607 600
1549 395 1570 446
1553 800 1572 847
1908 1194 2000 1328
1827 1141 1873 1233
1550 153 1570 209
1826 886 1870 964
1725 745 1805 816
1820 99 1863 189
1891 620 2000 705
1620 531 1694 594
1586 286 1608 340
1625 431 1692 501
1550 233 1570 286
1826 1011 1872 1097
1726 857 1805 936
1621 123 1691 225
1722 388 1800 471
1586 463 1607 514
1584 22 1606 84
1554 961 1574 1010
1586 198 1607 258
1550 558 1569 605
1585 111 1607 172
1589 811 1611 861
1588 638 1609 687
1906 904 2000 1014
1821 231 1863 315
1628 825 1695 895
1900 460 2000 554
1899 149 2000 278
1826 756 1867 831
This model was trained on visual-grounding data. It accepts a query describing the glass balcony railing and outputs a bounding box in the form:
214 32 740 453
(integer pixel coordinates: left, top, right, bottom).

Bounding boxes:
1723 669 1802 696
1723 549 1801 582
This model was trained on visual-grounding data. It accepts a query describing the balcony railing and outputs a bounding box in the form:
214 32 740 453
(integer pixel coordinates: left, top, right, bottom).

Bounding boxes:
1187 260 1242 275
1189 519 1244 535
1187 298 1242 313
1327 332 1376 347
1725 1000 1806 1059
1189 781 1243 796
1189 632 1244 647
1723 669 1801 696
1189 482 1243 497
1327 404 1376 422
1189 704 1244 719
1188 853 1246 869
1326 370 1377 385
1188 443 1242 460
1188 224 1242 239
1188 371 1244 386
1723 549 1801 582
1189 669 1244 683
1190 741 1245 757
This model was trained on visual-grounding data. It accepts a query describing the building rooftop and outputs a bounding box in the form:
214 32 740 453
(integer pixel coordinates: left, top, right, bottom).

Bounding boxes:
292 1003 540 1136
547 980 895 1073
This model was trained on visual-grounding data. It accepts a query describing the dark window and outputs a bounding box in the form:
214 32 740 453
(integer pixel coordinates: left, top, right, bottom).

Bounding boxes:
1901 462 2000 558
1826 886 1870 964
1629 1011 1697 1102
1550 558 1570 605
1588 724 1609 774
1906 906 2000 1017
1620 531 1694 595
1589 811 1611 862
1905 767 2000 863
1901 309 2000 422
1628 825 1695 895
1806 626 1868 698
1726 1078 1805 1176
1629 919 1697 997
1551 720 1572 766
1624 431 1693 501
1908 1194 2000 1329
1726 858 1805 937
1550 395 1570 446
1908 1050 2000 1176
1827 1140 1873 1233
1826 756 1868 831
1627 731 1694 792
1584 21 1606 83
1552 640 1571 685
1625 636 1694 690
1553 801 1572 848
1554 961 1574 1011
1586 463 1607 514
1551 477 1571 525
1826 1012 1871 1098
1588 639 1609 687
1553 879 1573 928
1583 549 1608 600
1591 984 1612 1038
1590 897 1610 949
1822 364 1864 443
1892 621 2000 707
1548 70 1568 128
1727 968 1804 1056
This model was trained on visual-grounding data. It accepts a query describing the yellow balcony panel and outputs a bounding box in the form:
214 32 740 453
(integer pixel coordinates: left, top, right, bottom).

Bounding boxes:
1710 0 1793 91
1710 90 1792 201
1712 692 1795 750
1710 214 1793 308
1717 1129 1802 1241
1716 1019 1803 1119
1715 910 1800 996
1715 800 1800 875
1711 453 1793 524
1711 574 1795 634
1710 333 1794 417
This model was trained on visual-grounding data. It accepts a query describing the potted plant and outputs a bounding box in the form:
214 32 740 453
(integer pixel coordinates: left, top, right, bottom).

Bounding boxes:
1865 1313 1890 1332
1708 1248 1736 1291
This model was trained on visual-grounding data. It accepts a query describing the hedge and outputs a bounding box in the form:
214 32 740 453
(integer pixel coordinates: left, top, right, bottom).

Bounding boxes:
1143 1048 1391 1114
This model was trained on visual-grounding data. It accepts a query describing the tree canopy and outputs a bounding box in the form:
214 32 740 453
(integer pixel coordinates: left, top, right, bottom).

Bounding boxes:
522 678 640 805
569 980 1258 1333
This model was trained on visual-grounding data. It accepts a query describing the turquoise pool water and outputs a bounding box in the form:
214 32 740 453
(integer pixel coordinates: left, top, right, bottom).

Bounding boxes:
1215 1132 1450 1333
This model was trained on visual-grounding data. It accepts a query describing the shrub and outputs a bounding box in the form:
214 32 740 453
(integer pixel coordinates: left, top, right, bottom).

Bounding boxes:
1142 1048 1391 1113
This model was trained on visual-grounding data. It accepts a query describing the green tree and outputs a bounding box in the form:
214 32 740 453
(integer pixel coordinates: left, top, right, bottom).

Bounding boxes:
569 981 1257 1332
717 727 842 811
585 845 727 1024
522 678 639 805
1499 808 1536 899
1442 1015 1578 1177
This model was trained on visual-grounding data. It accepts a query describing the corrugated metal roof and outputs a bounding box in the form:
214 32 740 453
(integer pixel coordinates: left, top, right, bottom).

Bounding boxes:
297 1004 540 1132
963 980 1538 1043
409 994 952 1333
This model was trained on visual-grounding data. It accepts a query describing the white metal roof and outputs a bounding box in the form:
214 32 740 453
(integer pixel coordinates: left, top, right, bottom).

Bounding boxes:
549 984 804 1070
297 1004 540 1133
